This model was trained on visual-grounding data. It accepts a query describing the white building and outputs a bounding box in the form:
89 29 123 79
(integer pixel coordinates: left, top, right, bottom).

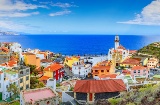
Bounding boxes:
0 69 19 100
72 61 91 78
36 54 45 60
20 87 59 105
10 43 23 61
46 78 56 90
108 36 129 61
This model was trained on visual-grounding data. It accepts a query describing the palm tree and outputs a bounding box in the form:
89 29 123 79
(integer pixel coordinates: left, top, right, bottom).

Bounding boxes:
7 84 19 100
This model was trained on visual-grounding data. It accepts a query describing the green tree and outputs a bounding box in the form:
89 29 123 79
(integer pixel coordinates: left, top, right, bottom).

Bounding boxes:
7 84 19 100
27 64 36 74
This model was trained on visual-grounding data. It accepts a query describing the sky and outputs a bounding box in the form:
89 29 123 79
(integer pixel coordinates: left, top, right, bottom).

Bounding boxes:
0 0 160 35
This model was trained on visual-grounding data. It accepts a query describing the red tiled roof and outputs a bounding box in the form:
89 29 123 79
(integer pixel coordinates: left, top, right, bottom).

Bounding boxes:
44 63 63 72
0 47 9 52
121 58 140 65
41 59 52 63
129 50 137 54
0 71 3 74
74 79 126 93
117 45 125 50
24 53 35 55
66 57 72 60
92 66 110 70
39 76 50 81
131 66 147 70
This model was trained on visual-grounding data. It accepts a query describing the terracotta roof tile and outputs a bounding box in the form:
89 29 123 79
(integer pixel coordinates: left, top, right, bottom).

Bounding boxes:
39 76 50 81
129 50 137 54
117 45 125 50
121 58 140 65
74 79 126 93
131 66 147 70
41 59 52 63
92 66 110 70
44 63 63 72
24 53 35 55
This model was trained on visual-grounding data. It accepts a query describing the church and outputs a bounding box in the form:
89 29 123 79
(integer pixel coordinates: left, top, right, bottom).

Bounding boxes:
108 36 129 66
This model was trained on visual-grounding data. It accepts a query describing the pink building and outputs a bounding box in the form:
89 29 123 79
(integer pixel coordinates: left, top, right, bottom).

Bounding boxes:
20 87 59 105
131 66 149 78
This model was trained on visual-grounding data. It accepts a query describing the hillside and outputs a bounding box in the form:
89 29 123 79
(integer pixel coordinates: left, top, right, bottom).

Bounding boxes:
134 42 160 59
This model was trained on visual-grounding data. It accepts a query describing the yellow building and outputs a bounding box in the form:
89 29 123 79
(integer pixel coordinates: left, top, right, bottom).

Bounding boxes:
64 56 80 68
23 53 40 69
18 66 30 91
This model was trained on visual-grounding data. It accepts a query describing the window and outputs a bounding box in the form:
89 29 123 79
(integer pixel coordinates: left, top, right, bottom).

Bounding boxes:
20 87 23 91
138 70 140 73
26 69 29 73
6 85 8 88
26 76 29 81
37 103 39 105
20 78 23 83
0 74 1 80
134 70 136 73
101 70 104 72
107 70 109 72
26 84 29 89
47 101 50 104
0 83 1 88
20 71 23 74
95 70 98 72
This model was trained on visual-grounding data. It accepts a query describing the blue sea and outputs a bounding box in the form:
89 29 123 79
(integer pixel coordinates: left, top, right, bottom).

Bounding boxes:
0 35 160 55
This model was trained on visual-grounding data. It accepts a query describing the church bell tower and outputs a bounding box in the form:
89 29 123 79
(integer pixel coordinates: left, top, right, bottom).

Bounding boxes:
115 35 119 49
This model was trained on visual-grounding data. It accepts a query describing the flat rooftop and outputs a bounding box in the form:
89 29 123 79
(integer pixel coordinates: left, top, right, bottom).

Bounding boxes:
23 88 56 104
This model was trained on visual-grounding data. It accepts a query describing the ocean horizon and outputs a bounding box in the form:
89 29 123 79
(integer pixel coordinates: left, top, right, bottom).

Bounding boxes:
1 35 160 55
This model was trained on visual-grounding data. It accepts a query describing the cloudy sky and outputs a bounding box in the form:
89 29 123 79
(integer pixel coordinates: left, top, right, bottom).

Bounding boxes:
0 0 160 35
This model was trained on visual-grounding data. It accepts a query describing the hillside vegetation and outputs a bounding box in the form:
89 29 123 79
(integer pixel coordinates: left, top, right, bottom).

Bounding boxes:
134 42 160 59
94 84 160 105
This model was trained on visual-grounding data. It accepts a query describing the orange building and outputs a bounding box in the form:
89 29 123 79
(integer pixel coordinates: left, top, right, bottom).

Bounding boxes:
23 53 40 69
92 61 111 77
39 63 64 83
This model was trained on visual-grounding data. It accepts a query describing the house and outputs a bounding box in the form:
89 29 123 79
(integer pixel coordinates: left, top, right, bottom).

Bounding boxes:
64 56 80 68
129 50 137 57
73 79 126 104
72 61 91 78
0 47 10 64
13 66 30 91
131 66 149 82
120 58 141 68
40 59 52 67
39 63 64 83
108 36 129 66
147 58 159 69
9 43 23 61
0 69 19 100
92 61 111 78
20 87 59 105
23 53 40 69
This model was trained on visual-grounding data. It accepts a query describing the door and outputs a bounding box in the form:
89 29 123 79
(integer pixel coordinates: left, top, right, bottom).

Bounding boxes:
89 93 93 101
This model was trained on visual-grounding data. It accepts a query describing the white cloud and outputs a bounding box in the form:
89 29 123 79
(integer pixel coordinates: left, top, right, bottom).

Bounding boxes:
0 0 44 17
118 0 160 25
0 20 28 31
49 10 71 16
0 12 39 17
51 2 77 8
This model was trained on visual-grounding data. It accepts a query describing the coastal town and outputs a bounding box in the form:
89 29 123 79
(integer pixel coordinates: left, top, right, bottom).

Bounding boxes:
1 36 160 105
